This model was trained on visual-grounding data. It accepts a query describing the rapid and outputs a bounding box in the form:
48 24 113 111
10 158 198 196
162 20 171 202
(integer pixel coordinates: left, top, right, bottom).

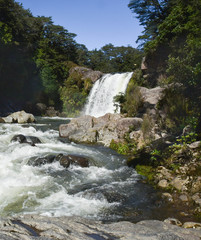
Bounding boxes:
0 117 163 222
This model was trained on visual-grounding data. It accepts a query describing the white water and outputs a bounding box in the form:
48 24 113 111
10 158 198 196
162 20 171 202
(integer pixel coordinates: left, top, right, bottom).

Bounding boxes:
0 118 143 220
84 72 133 117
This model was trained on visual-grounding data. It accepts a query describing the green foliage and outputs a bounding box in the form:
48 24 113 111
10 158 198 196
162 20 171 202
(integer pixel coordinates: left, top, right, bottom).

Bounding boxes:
157 86 194 133
135 165 154 182
141 114 154 140
113 92 126 113
114 71 145 117
150 149 162 163
60 72 92 117
87 44 143 73
109 140 130 155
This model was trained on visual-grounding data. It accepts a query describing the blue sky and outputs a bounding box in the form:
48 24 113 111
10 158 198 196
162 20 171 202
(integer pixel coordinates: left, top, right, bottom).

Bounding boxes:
17 0 143 50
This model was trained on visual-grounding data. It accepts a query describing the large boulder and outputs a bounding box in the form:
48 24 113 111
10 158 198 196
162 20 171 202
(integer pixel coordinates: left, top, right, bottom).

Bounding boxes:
69 66 103 83
2 110 35 123
59 113 143 146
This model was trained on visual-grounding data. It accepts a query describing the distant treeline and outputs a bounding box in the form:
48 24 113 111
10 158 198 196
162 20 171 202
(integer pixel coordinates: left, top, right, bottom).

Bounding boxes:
0 0 142 114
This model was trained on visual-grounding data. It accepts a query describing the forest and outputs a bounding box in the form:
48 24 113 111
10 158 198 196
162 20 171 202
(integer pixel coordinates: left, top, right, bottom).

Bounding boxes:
0 0 142 115
0 0 201 135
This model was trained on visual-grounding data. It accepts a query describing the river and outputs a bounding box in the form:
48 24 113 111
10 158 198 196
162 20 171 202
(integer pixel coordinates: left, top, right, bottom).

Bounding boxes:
0 117 169 222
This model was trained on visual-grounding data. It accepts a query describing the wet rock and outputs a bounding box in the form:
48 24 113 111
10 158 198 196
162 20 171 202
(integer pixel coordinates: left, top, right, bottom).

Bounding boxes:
58 154 89 168
3 110 35 123
28 155 55 166
0 215 201 240
11 134 41 146
28 154 89 168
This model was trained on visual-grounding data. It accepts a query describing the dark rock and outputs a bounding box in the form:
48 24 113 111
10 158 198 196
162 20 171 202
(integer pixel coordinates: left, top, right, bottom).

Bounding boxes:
56 154 71 168
28 155 55 166
28 153 89 168
11 134 41 146
35 103 47 115
57 154 89 168
46 106 59 117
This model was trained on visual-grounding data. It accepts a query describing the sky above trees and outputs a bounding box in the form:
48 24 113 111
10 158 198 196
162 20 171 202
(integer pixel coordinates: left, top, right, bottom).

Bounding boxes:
17 0 143 50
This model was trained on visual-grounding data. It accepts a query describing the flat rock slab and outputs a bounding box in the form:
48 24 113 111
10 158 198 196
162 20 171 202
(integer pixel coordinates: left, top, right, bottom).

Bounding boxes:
0 215 201 240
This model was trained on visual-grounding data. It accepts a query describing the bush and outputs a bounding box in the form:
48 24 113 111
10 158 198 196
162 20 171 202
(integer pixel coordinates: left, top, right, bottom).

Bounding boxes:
60 71 93 117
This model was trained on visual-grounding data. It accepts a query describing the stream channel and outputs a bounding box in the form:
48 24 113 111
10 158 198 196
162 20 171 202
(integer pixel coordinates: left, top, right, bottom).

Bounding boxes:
0 117 172 223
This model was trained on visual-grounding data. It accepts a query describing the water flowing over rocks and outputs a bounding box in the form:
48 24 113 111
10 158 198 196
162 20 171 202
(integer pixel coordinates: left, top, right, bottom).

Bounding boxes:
28 153 90 168
59 113 143 146
0 110 35 123
0 215 201 240
11 134 42 146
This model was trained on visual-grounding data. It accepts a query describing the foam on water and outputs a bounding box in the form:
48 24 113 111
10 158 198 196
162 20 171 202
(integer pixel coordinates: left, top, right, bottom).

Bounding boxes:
0 121 140 219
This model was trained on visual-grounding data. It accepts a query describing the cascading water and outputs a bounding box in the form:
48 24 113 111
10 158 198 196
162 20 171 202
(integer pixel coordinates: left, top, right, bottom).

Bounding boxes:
84 72 133 117
0 117 164 222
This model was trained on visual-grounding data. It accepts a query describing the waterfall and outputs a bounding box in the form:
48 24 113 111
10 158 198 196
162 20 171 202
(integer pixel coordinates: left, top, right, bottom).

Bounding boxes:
84 72 133 117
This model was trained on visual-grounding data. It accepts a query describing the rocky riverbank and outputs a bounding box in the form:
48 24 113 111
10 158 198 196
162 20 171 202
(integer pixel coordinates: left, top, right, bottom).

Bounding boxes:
0 214 201 240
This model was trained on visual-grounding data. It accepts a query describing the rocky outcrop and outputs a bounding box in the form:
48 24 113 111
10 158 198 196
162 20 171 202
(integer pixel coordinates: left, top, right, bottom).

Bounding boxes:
1 110 35 123
59 113 143 146
0 215 200 240
69 66 103 83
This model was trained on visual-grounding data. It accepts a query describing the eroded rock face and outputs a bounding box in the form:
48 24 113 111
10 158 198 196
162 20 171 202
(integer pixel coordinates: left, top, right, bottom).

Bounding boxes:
59 113 143 146
2 110 35 123
0 215 201 240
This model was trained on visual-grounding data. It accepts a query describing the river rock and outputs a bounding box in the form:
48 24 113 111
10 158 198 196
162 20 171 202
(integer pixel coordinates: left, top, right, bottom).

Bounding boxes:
56 154 89 168
59 113 143 146
0 215 201 240
28 155 55 166
28 154 89 168
11 134 41 146
2 110 35 123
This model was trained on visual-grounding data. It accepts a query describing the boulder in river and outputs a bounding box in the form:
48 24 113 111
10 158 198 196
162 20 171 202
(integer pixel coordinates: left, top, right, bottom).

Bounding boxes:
11 134 41 146
2 110 35 123
59 113 143 146
28 153 89 168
